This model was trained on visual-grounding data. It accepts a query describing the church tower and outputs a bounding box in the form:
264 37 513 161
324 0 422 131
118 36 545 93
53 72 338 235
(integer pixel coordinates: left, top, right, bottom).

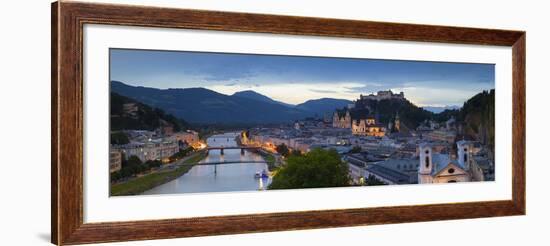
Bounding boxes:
394 112 400 132
332 112 339 128
343 110 352 128
457 140 473 170
418 143 433 184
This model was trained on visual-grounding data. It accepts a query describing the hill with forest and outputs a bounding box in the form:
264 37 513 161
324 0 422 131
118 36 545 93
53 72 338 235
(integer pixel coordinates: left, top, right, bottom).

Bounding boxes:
232 90 293 107
438 90 495 149
296 98 353 117
464 90 494 149
422 105 461 113
111 81 350 124
110 92 190 131
339 97 433 132
342 90 494 142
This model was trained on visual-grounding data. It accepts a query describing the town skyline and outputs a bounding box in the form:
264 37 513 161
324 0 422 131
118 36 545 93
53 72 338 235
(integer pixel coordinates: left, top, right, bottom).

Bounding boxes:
110 83 495 195
109 48 495 195
110 49 495 107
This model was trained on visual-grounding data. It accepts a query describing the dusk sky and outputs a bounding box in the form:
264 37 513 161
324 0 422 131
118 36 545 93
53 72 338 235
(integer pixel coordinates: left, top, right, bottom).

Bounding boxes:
110 49 495 107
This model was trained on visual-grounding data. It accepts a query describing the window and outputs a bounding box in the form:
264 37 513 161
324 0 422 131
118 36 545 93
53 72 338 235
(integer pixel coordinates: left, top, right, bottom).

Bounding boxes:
464 153 468 163
425 150 429 154
448 168 455 174
425 156 430 168
448 180 457 183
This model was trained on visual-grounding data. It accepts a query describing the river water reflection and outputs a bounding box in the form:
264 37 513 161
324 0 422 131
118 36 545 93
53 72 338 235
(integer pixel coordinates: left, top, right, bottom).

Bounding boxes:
142 132 271 195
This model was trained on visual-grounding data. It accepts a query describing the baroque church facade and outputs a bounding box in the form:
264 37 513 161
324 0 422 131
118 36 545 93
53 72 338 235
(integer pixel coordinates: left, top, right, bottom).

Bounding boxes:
332 110 351 128
351 116 386 137
332 90 405 137
332 110 388 137
418 140 485 184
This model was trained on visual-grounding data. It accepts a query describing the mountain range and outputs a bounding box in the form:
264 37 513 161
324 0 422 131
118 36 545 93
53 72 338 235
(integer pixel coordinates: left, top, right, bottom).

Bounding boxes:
111 81 351 124
422 105 461 113
232 90 294 108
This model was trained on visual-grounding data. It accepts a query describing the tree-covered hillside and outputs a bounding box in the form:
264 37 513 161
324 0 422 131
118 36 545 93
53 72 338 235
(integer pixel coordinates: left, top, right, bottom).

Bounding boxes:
112 81 354 124
459 90 495 149
110 92 190 131
111 81 308 124
346 97 433 131
431 89 495 150
342 90 494 147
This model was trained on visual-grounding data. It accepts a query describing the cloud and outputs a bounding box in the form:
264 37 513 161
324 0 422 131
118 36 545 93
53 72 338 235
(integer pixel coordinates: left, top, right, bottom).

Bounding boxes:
206 82 362 104
396 86 480 107
201 69 257 82
309 88 336 94
343 82 398 93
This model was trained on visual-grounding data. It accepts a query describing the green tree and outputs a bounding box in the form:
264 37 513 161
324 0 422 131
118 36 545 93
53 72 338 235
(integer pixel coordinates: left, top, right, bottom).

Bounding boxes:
290 149 302 156
169 147 193 162
110 171 122 182
269 148 351 189
276 143 290 157
145 160 162 169
120 155 143 177
365 174 386 186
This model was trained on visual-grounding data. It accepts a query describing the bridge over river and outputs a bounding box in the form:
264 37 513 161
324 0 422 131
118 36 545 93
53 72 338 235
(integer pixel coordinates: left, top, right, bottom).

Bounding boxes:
186 160 267 166
142 132 271 195
206 146 261 155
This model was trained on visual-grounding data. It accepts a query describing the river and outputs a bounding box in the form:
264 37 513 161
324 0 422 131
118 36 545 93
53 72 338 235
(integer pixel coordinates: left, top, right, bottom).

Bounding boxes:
142 132 271 195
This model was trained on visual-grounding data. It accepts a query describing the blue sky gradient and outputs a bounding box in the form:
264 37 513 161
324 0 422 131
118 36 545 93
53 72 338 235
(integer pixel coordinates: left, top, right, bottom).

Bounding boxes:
110 48 495 107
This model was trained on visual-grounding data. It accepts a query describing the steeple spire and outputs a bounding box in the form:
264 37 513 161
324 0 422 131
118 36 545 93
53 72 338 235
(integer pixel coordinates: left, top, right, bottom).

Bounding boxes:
394 111 401 132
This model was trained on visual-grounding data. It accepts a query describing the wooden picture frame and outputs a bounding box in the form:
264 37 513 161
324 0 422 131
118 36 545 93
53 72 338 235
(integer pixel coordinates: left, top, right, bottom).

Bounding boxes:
51 1 525 245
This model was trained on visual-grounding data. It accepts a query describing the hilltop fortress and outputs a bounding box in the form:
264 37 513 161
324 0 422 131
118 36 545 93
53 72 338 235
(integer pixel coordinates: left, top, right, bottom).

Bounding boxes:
333 90 404 137
359 90 405 101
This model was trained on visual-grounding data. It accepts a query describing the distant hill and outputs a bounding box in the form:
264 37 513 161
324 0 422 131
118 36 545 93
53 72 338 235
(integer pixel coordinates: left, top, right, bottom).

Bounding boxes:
458 90 495 149
111 81 354 124
296 98 353 117
347 97 433 130
353 91 493 139
343 92 494 135
232 90 294 107
111 81 307 124
110 92 189 131
429 90 495 149
422 105 461 113
233 91 351 117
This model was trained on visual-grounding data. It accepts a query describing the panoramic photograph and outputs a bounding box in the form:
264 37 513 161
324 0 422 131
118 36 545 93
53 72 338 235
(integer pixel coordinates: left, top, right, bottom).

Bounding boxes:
108 48 495 196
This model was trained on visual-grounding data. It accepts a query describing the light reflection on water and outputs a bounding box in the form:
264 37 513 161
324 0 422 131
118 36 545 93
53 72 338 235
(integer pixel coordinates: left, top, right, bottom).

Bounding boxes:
142 132 271 195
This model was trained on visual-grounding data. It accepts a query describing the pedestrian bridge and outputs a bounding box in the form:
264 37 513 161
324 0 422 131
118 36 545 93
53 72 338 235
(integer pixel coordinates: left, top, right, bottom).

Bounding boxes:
181 160 269 175
190 160 267 166
206 146 261 155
